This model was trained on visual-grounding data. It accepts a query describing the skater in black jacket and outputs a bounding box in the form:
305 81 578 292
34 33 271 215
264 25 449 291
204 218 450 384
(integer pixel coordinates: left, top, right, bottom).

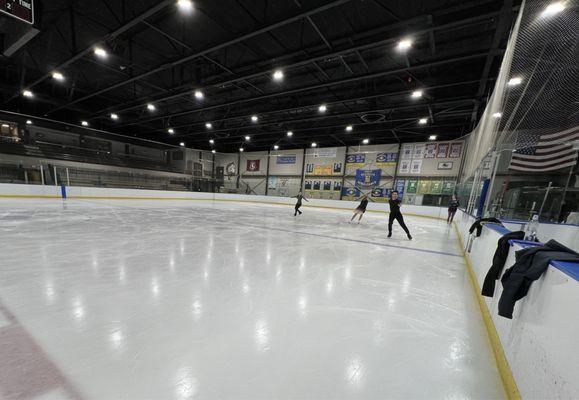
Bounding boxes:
388 191 412 240
293 192 308 216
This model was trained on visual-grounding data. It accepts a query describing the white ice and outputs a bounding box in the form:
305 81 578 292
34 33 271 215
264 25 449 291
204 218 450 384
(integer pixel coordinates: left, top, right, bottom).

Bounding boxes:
0 199 504 399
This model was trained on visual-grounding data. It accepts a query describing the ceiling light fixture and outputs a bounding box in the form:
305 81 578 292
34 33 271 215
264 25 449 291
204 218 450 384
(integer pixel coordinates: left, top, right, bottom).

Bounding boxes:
205 122 213 129
318 104 327 113
239 148 244 152
81 121 89 126
542 2 565 16
212 149 216 154
168 128 175 134
147 103 156 111
362 139 370 145
52 72 65 81
492 112 503 118
411 90 423 99
194 90 204 99
311 142 317 147
245 136 250 141
345 125 353 132
177 0 194 13
93 47 107 58
397 39 412 51
429 135 437 141
418 118 428 125
274 145 279 150
251 115 258 123
22 90 34 98
273 69 284 81
26 120 32 125
180 142 185 147
507 77 522 86
287 130 293 137
110 113 119 120
209 139 215 144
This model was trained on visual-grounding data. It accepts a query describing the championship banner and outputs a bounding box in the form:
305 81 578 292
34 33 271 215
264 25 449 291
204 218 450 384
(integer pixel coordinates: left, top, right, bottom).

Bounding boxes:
323 181 332 190
246 159 260 172
346 153 366 165
417 180 431 194
313 165 333 175
410 160 422 174
376 152 397 166
442 180 456 195
430 180 443 194
424 143 437 158
449 142 463 158
276 155 296 164
398 160 410 174
355 169 382 187
1 0 34 24
333 181 342 191
413 144 425 159
313 181 321 190
304 181 312 190
401 144 413 159
407 179 418 193
437 143 449 158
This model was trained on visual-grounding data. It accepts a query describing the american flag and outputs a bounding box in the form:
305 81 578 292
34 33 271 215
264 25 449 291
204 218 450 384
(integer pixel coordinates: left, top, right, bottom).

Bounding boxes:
509 126 578 172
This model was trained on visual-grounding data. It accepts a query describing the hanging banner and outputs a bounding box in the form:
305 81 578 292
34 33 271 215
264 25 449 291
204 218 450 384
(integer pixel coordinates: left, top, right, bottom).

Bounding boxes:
442 180 456 195
376 152 397 166
342 187 360 198
355 169 382 187
413 144 425 159
306 164 314 173
371 187 384 197
398 160 410 174
395 179 406 198
437 143 449 158
246 159 260 172
430 180 443 194
410 160 422 174
323 181 332 191
313 165 332 175
313 147 337 158
333 181 342 191
417 180 431 194
268 176 277 189
407 179 418 193
277 155 296 164
450 142 463 158
346 153 366 164
333 163 343 173
313 181 321 190
304 181 312 190
424 143 437 158
401 144 414 159
437 161 454 170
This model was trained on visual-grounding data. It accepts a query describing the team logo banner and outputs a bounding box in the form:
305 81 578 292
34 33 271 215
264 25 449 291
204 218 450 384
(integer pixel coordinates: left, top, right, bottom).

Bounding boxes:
346 154 366 164
342 187 360 197
246 159 260 172
276 155 296 164
355 169 381 187
376 152 397 166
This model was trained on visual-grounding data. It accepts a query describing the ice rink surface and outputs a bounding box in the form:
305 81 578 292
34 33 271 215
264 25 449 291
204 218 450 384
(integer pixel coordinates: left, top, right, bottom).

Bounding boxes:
0 199 504 400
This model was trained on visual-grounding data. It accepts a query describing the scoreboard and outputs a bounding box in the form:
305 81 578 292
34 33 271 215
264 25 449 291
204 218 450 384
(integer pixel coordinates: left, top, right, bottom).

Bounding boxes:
0 0 34 24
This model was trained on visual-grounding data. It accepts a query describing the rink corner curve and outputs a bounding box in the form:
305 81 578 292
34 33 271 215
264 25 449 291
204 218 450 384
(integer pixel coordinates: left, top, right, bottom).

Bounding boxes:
453 223 521 400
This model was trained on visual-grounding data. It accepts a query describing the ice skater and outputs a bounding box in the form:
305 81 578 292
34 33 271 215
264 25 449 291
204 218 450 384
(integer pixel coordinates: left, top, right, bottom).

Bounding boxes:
447 194 459 224
294 192 308 216
350 194 369 223
388 190 412 240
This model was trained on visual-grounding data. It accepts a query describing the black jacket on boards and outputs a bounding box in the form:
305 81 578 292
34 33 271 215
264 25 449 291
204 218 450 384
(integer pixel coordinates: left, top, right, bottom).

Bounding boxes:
481 231 525 297
469 217 503 237
498 240 579 319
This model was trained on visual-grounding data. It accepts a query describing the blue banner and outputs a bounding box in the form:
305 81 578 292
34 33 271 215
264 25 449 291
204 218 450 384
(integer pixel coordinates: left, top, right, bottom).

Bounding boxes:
395 179 406 199
342 187 360 197
346 154 366 164
355 169 381 187
276 155 296 164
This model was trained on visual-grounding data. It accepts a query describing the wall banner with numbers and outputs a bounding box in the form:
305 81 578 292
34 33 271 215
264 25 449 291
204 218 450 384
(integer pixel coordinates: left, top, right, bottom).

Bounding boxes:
437 143 449 158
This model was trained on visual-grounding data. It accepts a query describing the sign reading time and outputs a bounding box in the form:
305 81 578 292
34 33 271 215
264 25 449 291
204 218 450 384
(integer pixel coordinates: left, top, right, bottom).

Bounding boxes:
0 0 34 24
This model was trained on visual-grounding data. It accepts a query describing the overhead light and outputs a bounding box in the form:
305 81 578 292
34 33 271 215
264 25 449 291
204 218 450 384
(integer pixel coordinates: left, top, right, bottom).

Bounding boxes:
507 77 522 86
429 135 437 141
194 90 204 100
147 103 156 111
492 112 502 119
274 145 279 150
26 120 33 125
287 130 293 137
212 149 216 154
362 138 370 145
245 136 251 141
168 128 175 134
311 142 317 147
418 118 428 125
110 113 119 120
177 0 194 13
345 125 353 132
397 39 412 51
93 47 107 58
52 71 65 81
205 122 213 129
239 148 244 152
180 142 185 147
411 90 423 99
81 121 89 126
542 2 565 16
251 115 258 123
318 104 327 113
22 90 34 98
273 69 284 81
209 139 214 144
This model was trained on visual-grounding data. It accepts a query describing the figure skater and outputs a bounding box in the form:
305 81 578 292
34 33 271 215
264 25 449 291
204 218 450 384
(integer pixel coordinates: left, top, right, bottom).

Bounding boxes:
388 190 412 240
350 194 369 223
447 194 460 224
294 192 308 216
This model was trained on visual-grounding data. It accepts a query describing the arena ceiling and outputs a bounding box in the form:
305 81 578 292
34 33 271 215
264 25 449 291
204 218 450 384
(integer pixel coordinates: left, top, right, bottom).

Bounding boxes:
0 0 521 152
